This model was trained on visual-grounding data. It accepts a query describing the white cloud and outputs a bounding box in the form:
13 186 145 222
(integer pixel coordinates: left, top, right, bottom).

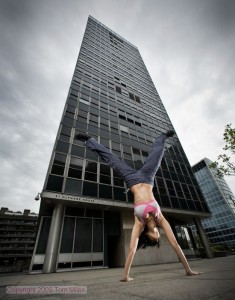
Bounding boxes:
0 0 235 213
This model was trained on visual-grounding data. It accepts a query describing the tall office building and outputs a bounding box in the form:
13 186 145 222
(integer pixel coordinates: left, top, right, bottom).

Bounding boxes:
0 207 38 272
192 158 235 248
30 16 212 273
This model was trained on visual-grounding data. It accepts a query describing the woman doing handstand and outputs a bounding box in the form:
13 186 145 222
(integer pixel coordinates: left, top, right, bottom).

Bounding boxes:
76 131 201 281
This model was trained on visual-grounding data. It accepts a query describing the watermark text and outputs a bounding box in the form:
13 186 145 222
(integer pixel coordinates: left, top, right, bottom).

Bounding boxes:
6 286 87 295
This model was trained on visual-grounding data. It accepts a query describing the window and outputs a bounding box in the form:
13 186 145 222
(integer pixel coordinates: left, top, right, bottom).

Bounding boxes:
62 116 74 127
120 125 129 133
100 164 111 176
84 161 97 182
46 175 63 192
36 218 51 254
113 187 126 201
61 126 71 137
100 175 111 184
60 217 75 253
113 177 124 187
80 98 90 105
68 157 83 179
51 153 66 176
132 148 140 155
85 161 97 173
71 145 85 157
82 182 97 197
56 141 69 154
119 114 126 120
90 114 98 123
93 219 103 252
135 121 142 127
116 86 122 94
75 121 87 132
66 105 76 114
74 218 92 252
65 178 82 194
99 184 112 199
129 93 134 100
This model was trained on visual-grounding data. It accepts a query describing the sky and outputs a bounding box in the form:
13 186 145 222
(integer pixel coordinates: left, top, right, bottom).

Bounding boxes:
0 0 235 213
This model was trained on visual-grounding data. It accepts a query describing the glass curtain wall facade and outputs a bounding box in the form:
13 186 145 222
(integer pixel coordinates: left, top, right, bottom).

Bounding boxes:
45 16 209 212
30 16 211 273
192 158 235 248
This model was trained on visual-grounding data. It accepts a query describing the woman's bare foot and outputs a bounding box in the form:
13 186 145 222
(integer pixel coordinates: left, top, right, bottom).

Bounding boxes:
186 270 202 276
120 277 134 282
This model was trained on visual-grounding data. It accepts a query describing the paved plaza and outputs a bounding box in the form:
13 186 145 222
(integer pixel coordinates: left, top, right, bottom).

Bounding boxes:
0 256 235 300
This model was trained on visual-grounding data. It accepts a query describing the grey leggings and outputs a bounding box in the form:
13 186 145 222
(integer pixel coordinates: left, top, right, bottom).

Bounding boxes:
86 133 168 189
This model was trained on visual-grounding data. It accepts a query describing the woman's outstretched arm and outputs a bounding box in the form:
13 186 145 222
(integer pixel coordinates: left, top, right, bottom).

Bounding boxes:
121 216 144 282
159 214 201 276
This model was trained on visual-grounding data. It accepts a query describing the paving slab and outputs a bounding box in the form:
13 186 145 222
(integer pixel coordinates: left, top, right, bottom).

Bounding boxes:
0 256 235 300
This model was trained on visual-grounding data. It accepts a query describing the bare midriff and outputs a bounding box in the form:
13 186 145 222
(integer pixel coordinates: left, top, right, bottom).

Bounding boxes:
130 183 154 205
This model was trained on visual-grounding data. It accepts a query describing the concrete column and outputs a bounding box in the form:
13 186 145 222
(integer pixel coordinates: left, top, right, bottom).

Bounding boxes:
43 203 65 273
194 218 214 259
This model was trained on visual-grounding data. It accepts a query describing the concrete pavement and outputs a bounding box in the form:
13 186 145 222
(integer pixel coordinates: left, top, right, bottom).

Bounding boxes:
0 255 235 300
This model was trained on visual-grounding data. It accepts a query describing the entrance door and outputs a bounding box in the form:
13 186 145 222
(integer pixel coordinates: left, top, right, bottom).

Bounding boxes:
58 216 104 269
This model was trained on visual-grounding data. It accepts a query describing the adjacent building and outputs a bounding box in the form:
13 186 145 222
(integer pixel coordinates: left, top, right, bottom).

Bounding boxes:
192 158 235 248
30 16 212 273
0 207 38 272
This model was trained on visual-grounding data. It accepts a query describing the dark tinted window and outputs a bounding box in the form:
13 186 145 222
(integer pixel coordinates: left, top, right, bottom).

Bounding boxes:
60 217 75 253
46 175 63 192
64 179 82 195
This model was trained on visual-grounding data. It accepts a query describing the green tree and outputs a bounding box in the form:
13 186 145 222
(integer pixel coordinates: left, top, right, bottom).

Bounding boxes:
210 124 235 177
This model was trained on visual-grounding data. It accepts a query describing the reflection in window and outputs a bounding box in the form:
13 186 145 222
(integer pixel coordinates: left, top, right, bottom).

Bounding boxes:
59 134 70 142
71 145 85 157
68 168 82 180
74 218 92 252
70 157 83 168
60 217 75 253
120 125 129 133
113 187 126 201
100 164 111 176
61 125 71 137
129 93 134 100
85 172 97 182
86 149 99 161
64 179 82 195
46 175 63 192
51 165 64 176
100 175 111 184
80 98 90 105
93 219 103 252
75 121 87 132
56 141 69 154
116 86 122 94
82 182 97 197
36 217 51 254
113 177 124 187
99 184 112 199
62 116 74 127
85 161 97 173
54 153 66 165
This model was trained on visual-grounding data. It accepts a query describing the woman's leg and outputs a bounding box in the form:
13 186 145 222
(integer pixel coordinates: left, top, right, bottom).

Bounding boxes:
86 138 136 181
140 133 168 177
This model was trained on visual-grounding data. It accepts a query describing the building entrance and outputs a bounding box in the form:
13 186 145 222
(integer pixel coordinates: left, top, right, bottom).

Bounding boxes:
58 214 104 270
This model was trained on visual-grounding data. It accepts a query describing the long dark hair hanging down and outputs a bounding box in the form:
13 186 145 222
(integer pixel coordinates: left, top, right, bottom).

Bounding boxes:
137 225 161 250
